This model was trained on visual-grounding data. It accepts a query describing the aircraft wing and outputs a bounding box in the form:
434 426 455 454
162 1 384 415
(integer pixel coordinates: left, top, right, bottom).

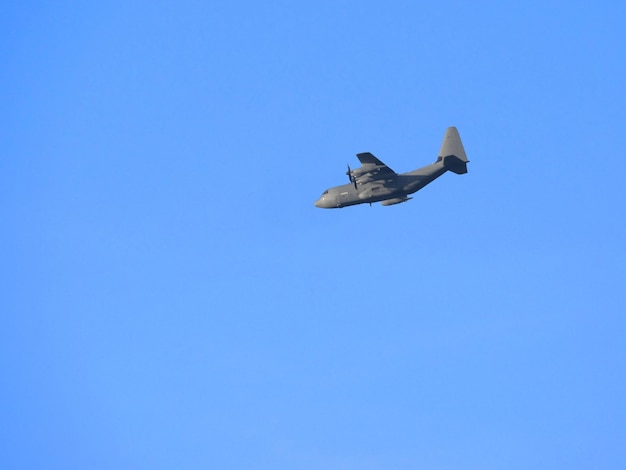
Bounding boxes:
354 152 397 183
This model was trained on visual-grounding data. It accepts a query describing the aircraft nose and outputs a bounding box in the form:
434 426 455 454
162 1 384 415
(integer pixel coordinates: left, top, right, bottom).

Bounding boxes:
315 197 329 208
314 195 331 208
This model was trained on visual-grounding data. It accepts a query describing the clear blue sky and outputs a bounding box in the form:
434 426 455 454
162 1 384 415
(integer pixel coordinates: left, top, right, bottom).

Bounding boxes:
2 1 626 468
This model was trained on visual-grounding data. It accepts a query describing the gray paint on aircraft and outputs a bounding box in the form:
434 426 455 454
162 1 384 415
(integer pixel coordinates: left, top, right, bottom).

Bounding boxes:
314 127 469 208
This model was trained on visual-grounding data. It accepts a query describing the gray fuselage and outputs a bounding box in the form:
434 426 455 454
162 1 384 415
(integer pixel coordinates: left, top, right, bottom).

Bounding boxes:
314 162 447 208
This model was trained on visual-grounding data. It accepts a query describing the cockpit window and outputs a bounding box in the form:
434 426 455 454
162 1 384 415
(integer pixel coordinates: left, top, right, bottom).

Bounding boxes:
322 190 329 195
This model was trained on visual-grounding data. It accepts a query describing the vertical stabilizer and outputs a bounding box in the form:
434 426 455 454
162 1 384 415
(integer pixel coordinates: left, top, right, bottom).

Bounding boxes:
438 127 468 174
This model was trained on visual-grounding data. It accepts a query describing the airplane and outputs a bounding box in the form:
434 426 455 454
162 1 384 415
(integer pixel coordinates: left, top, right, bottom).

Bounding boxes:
314 127 468 208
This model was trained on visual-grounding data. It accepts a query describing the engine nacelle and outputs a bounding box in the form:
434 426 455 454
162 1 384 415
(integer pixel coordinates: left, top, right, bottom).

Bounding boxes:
350 167 369 177
380 197 412 206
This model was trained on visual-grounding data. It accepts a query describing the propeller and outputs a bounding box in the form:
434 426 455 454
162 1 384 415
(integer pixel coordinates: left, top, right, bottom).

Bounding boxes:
346 164 358 189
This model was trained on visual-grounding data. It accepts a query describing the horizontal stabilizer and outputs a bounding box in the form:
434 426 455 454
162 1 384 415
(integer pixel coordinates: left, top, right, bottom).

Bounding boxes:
443 155 468 174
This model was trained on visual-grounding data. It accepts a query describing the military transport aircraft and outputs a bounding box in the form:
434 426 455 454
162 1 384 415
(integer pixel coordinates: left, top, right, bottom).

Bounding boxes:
314 127 468 208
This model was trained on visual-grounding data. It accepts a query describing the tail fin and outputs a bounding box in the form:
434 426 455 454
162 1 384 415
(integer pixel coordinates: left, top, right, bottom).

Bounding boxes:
438 127 468 174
